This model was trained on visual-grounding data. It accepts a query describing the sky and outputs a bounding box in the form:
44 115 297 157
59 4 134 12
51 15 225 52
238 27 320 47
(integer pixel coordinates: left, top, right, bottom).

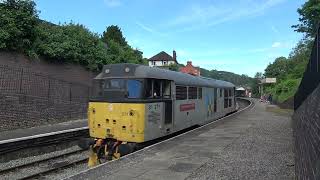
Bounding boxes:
35 0 306 77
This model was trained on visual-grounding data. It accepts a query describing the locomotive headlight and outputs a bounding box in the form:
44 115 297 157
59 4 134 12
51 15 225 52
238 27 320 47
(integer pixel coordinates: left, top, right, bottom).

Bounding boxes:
125 67 130 73
105 69 110 73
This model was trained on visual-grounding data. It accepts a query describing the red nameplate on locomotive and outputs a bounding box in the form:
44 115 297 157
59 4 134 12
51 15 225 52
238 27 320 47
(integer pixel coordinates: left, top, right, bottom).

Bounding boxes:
180 103 195 111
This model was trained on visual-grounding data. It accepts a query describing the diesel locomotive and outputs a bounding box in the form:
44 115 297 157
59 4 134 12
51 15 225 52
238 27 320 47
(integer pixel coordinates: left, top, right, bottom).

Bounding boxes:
87 64 236 166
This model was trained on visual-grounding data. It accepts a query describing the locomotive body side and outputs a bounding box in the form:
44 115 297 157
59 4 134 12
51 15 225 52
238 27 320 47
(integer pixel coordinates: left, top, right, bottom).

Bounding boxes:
87 64 236 167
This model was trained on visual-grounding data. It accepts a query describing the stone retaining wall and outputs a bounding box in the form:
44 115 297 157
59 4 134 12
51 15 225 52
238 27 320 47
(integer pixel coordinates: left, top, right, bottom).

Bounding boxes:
293 83 320 179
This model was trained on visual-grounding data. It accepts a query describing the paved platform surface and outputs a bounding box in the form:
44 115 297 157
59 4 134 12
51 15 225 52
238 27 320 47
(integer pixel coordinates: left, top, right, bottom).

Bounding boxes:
68 99 294 180
0 119 87 141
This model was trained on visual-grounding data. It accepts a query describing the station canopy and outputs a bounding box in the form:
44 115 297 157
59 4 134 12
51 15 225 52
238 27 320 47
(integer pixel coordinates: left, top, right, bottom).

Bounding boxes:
236 87 246 91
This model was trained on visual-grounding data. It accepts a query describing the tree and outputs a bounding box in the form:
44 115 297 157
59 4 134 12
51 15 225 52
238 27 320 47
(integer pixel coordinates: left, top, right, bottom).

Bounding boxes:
101 25 127 46
264 57 288 79
254 72 263 80
292 0 320 38
168 63 179 71
0 0 38 53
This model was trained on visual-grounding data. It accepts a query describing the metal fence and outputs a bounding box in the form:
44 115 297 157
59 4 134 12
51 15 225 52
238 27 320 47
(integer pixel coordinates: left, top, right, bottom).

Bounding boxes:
0 65 91 131
294 26 320 110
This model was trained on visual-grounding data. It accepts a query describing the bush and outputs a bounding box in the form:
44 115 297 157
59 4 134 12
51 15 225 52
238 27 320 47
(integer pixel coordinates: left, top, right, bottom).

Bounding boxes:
265 78 301 103
0 0 38 52
0 0 146 71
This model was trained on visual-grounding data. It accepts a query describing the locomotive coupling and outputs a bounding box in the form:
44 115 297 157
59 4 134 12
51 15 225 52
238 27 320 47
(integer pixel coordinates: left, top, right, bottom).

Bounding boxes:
88 139 123 167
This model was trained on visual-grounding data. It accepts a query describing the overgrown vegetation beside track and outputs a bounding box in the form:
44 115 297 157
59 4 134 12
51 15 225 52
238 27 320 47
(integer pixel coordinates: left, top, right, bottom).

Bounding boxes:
258 0 319 103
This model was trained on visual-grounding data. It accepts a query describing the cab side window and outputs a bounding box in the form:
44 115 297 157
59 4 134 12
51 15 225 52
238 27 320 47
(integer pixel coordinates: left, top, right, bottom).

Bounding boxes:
145 79 171 99
163 80 171 98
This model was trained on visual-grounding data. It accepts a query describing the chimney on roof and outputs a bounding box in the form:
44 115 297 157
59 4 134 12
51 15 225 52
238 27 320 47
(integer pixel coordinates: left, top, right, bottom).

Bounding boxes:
187 61 192 66
173 50 176 61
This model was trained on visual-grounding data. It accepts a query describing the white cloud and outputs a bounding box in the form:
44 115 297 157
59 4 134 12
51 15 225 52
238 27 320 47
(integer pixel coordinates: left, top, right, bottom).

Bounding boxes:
271 42 281 48
168 0 286 30
271 41 296 49
136 22 155 33
104 0 121 7
135 21 168 37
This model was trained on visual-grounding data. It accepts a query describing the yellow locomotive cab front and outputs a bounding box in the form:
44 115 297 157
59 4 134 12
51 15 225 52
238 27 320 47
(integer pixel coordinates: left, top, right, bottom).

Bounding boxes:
88 102 145 143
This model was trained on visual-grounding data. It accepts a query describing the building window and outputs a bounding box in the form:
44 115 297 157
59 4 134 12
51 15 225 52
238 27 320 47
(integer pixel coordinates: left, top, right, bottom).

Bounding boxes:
163 61 167 65
152 61 156 65
188 87 197 99
176 86 187 100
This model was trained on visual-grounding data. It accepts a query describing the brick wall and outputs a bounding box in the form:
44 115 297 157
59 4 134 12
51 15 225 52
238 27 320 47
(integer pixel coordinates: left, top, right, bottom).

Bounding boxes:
293 83 320 179
0 52 96 131
0 52 97 86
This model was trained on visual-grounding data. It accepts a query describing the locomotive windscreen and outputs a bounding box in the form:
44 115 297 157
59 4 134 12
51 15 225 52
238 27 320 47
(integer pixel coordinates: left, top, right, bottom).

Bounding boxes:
91 79 144 101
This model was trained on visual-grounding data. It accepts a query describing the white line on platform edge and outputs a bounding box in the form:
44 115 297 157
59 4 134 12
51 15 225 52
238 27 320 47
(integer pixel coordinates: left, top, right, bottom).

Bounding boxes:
0 127 89 145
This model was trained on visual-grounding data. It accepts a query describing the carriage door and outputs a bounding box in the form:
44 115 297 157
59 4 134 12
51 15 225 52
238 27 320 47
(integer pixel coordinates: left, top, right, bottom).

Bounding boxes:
163 80 173 133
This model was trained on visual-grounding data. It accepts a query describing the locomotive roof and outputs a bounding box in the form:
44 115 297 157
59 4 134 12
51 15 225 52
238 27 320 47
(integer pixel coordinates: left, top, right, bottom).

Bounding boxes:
95 64 235 88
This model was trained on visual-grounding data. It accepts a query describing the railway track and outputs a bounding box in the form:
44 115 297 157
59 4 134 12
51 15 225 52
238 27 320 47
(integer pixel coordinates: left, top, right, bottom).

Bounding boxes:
0 127 89 156
0 149 88 180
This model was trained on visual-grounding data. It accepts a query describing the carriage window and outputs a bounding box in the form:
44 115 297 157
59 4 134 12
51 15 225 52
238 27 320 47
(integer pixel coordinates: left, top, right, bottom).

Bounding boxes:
198 87 202 99
224 98 228 108
214 88 217 112
176 86 187 100
224 89 229 97
229 89 232 97
188 87 197 99
229 99 232 107
224 88 229 108
220 89 222 97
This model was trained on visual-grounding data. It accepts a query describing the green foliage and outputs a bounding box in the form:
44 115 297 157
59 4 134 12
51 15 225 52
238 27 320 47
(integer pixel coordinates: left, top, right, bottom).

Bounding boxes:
263 39 312 103
263 0 320 103
34 23 109 71
292 0 320 38
264 56 288 79
101 25 127 46
200 68 253 87
265 78 301 103
0 0 145 71
254 72 263 79
0 0 38 52
168 63 179 71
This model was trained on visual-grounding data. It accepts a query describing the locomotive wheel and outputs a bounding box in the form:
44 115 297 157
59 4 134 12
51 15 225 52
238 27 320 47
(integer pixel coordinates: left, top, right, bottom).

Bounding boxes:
88 140 137 167
88 145 99 167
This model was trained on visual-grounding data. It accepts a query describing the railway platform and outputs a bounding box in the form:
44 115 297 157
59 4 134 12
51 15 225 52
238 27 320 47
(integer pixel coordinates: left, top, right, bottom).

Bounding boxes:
68 99 294 180
0 119 87 142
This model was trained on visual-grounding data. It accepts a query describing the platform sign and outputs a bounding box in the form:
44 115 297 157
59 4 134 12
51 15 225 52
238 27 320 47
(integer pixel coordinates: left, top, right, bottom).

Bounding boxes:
261 78 276 84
